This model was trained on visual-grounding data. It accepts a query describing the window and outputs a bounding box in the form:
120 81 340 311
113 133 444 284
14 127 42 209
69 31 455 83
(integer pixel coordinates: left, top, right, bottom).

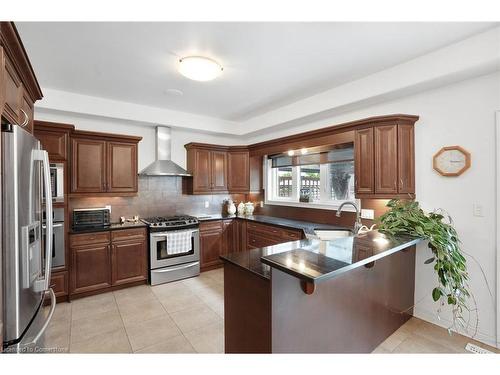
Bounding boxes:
265 145 356 209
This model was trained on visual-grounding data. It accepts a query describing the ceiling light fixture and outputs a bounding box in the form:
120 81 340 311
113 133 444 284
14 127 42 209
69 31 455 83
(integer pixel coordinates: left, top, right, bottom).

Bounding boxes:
178 56 223 82
287 150 295 156
300 148 308 155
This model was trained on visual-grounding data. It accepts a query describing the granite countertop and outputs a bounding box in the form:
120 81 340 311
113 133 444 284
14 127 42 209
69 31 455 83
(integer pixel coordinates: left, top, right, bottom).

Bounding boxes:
221 230 421 283
69 221 147 234
197 214 349 236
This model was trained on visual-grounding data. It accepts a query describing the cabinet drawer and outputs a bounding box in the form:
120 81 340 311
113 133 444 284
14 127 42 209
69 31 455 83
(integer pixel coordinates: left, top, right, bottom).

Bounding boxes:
247 222 281 237
247 233 279 249
50 271 68 298
70 231 110 247
280 228 302 241
111 228 146 242
200 220 223 232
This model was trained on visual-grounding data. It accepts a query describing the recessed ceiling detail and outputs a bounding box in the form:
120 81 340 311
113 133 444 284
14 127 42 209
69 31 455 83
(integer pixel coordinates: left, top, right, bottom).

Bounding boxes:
16 22 498 122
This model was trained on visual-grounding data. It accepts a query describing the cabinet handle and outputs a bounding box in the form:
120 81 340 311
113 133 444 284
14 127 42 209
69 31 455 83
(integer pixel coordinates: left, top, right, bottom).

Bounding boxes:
399 178 404 189
19 109 29 128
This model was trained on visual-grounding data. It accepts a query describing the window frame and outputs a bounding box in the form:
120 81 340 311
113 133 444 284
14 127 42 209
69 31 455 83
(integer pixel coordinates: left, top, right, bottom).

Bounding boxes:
264 158 359 212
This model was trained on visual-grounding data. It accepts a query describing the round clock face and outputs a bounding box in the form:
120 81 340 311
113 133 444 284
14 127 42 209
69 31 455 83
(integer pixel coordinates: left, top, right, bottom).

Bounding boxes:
433 146 470 176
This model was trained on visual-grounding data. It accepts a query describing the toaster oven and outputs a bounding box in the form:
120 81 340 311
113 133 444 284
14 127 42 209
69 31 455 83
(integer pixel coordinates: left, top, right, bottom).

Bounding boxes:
72 208 111 230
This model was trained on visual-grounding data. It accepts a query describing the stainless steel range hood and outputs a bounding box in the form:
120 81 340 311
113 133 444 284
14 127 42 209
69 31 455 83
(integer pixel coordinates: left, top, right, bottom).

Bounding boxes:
139 126 191 176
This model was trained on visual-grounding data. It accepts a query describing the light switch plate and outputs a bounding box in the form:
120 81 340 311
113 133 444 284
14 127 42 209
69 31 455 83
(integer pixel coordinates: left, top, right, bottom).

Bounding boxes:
204 201 210 208
361 209 375 220
473 203 483 217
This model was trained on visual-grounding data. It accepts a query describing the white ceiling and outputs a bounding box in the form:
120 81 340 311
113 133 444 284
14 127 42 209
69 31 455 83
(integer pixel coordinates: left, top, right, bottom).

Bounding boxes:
17 22 497 122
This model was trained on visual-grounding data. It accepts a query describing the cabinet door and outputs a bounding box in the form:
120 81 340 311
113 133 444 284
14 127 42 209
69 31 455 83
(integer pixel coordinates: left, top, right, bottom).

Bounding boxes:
222 220 239 255
374 125 398 194
34 129 68 161
107 142 138 193
71 138 106 193
111 240 147 286
200 229 223 269
210 150 227 191
70 243 111 294
228 151 249 192
397 124 415 195
50 271 69 299
354 128 374 195
2 54 22 125
192 149 212 192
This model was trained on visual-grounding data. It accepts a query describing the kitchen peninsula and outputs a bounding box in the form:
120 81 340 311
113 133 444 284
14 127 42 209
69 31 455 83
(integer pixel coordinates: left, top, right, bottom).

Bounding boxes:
221 229 421 353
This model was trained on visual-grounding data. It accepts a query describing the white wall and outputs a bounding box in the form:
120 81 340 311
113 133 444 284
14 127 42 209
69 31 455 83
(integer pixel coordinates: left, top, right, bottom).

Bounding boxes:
34 108 241 170
247 72 500 347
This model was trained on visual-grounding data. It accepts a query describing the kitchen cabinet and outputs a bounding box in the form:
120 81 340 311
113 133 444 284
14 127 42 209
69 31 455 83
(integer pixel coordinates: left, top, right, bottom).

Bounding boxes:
354 120 417 199
71 137 107 193
374 124 398 194
69 228 147 298
246 221 302 250
185 144 252 194
34 120 74 161
222 219 239 255
200 221 224 270
50 271 69 300
107 141 138 193
354 128 374 195
70 131 141 195
227 150 250 193
0 23 42 133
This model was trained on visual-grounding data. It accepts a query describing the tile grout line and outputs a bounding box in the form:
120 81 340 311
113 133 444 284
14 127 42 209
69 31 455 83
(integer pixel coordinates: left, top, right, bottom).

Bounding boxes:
149 285 198 354
113 291 135 353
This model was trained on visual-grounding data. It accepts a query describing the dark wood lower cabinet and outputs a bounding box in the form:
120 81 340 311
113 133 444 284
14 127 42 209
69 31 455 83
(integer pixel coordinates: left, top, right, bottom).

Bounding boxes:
70 242 112 295
69 228 147 298
111 240 147 286
50 271 69 301
200 221 224 270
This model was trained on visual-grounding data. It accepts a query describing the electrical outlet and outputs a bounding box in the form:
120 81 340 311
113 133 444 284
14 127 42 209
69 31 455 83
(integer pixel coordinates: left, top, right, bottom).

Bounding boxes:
204 201 210 209
473 203 483 217
260 201 264 208
361 209 374 220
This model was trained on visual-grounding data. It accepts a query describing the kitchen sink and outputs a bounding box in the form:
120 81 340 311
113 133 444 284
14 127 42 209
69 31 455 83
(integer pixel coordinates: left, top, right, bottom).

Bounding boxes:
313 229 353 240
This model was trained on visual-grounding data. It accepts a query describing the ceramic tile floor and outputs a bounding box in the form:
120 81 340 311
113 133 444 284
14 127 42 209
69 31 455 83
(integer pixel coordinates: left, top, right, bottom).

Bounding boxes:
44 267 498 354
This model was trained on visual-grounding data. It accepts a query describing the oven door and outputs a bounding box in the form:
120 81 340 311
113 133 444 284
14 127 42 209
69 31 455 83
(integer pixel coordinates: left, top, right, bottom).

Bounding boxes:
150 229 200 269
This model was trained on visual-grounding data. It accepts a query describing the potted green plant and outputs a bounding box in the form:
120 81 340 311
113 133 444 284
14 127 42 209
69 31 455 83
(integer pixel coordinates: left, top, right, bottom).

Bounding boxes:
377 199 472 332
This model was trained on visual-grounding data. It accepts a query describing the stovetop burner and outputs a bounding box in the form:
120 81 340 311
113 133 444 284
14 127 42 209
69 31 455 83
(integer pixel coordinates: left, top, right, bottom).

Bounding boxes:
141 215 199 231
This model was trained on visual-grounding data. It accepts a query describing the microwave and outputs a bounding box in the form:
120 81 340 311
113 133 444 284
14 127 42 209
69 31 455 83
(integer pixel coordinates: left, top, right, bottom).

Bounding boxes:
50 163 64 202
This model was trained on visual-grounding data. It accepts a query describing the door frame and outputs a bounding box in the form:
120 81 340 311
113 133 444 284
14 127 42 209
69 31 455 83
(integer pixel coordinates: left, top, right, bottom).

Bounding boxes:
495 111 500 348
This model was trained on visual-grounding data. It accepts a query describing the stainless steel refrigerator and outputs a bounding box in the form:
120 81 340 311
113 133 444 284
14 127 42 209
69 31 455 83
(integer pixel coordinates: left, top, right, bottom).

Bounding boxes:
1 124 55 353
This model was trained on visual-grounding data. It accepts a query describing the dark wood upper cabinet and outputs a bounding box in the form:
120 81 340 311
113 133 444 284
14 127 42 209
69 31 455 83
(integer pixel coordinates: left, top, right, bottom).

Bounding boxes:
33 121 74 161
355 118 417 199
228 151 250 193
107 141 138 193
398 124 415 194
1 22 43 133
374 124 398 194
70 131 141 196
185 143 246 194
192 148 211 192
71 137 107 193
354 127 374 195
211 150 228 191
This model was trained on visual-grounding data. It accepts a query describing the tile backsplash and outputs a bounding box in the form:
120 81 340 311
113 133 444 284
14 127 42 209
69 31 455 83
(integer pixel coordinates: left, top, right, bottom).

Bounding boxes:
68 176 245 224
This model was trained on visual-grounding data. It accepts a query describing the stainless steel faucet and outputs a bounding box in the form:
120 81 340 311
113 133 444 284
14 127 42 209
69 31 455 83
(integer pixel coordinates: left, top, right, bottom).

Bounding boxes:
336 201 363 234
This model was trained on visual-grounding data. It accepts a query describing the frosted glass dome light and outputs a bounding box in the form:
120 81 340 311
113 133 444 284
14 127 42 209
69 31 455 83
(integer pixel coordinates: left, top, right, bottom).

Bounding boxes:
178 56 223 81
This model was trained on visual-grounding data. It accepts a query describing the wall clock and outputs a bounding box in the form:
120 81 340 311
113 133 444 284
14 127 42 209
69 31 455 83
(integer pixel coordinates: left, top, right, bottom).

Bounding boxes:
433 146 471 177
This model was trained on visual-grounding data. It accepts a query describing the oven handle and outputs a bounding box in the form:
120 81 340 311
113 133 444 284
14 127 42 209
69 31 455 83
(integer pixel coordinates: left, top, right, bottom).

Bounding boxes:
151 262 199 273
150 230 198 238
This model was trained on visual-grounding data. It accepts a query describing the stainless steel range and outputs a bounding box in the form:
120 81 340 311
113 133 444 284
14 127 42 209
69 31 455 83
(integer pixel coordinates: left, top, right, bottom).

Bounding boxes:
141 215 200 285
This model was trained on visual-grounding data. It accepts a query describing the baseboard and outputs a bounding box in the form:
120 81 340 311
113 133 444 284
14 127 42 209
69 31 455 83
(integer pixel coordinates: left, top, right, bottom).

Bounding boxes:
414 308 498 349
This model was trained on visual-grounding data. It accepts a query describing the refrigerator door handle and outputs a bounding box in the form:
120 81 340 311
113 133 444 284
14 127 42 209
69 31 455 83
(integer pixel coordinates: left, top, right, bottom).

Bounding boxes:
28 289 56 346
33 150 53 292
